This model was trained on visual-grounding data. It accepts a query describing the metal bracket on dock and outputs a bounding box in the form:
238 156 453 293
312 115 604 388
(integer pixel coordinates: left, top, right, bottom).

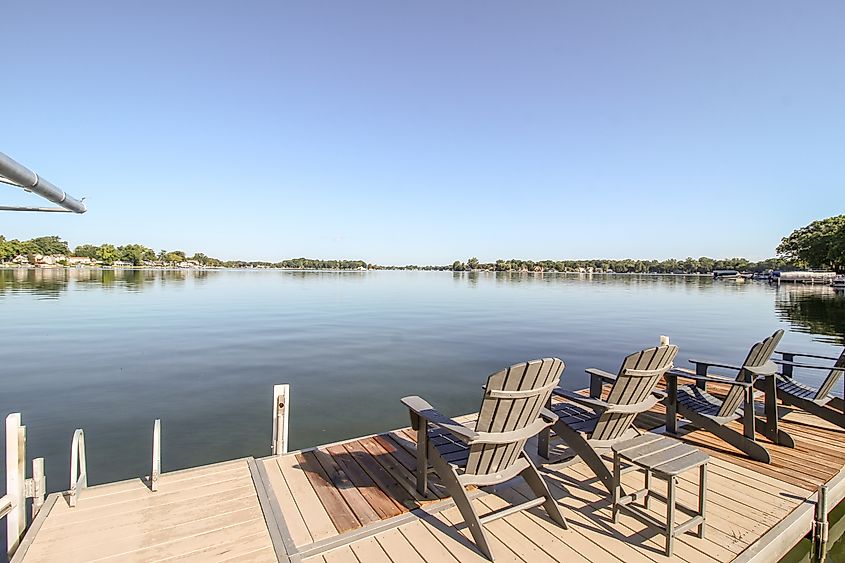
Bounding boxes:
272 384 290 456
69 429 88 507
813 484 830 556
151 419 161 492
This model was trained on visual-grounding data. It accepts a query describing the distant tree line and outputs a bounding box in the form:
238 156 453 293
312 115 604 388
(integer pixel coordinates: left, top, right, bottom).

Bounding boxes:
3 215 841 272
0 235 370 269
448 256 794 273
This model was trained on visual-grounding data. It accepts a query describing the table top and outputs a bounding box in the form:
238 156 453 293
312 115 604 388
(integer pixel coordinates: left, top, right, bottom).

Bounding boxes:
612 433 709 476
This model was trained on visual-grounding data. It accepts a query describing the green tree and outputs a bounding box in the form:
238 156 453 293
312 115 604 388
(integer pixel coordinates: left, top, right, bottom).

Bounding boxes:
72 244 99 258
452 260 465 271
96 244 118 265
467 257 480 270
777 215 845 271
118 244 155 266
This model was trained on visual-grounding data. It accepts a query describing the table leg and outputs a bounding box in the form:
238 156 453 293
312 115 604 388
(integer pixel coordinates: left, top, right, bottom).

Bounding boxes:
612 450 621 524
666 475 676 557
644 469 651 510
698 464 707 539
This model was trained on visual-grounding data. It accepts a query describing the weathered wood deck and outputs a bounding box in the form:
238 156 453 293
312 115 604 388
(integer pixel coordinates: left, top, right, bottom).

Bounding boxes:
13 385 845 562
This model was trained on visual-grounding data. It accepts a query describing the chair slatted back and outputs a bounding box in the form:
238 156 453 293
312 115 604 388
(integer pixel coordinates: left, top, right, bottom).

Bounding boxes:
464 358 564 476
590 344 678 441
815 348 845 400
717 330 784 417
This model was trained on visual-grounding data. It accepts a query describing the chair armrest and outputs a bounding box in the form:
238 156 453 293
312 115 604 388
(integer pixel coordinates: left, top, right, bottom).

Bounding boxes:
688 359 743 372
774 360 845 372
745 361 777 377
400 396 478 442
666 369 752 388
776 350 840 362
555 389 610 412
586 368 618 382
539 407 558 424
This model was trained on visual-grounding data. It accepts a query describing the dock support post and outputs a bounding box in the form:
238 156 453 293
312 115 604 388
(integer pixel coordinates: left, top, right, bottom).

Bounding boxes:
31 457 46 517
151 419 161 492
813 484 829 558
5 413 26 559
272 384 290 455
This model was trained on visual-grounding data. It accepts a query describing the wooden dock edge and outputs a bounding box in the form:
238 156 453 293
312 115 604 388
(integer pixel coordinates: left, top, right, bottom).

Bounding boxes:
248 457 300 563
9 493 59 563
733 465 845 562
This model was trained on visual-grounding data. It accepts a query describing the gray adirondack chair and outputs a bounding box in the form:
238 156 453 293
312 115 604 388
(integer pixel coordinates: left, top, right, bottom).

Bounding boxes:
538 342 679 494
401 358 567 561
665 330 787 464
765 347 845 428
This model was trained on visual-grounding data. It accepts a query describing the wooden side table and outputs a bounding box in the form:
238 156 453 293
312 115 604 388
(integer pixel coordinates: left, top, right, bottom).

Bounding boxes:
612 434 708 556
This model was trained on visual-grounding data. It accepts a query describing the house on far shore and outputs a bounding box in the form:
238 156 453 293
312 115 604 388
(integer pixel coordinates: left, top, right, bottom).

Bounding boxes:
67 256 95 266
111 260 133 268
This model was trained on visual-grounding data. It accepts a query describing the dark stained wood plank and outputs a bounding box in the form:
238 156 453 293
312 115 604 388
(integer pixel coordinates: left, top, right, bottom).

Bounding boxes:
374 434 448 499
296 452 360 533
325 444 404 519
357 437 430 503
312 448 382 526
342 440 419 510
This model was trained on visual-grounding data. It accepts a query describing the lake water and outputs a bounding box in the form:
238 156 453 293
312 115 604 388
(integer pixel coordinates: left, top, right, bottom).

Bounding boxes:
1 268 843 491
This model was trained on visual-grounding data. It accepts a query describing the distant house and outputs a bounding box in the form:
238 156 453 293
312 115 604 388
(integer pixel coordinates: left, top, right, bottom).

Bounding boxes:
12 255 30 265
112 260 132 267
67 256 95 266
33 254 67 266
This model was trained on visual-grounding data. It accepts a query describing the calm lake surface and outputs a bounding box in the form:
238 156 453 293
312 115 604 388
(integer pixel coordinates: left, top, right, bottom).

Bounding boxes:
1 268 843 491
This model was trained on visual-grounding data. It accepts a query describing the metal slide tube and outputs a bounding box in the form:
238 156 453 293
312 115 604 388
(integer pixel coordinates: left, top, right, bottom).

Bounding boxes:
0 152 86 213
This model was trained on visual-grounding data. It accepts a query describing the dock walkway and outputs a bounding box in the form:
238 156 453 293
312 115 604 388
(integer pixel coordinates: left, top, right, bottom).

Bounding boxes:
13 387 845 562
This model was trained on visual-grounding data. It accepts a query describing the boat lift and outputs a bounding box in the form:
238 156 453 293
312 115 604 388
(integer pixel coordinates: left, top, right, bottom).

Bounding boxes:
0 152 87 213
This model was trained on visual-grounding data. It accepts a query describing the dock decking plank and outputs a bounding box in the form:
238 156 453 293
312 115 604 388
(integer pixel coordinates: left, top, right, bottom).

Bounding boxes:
297 451 361 533
259 457 313 546
325 444 404 520
277 453 338 542
312 448 382 526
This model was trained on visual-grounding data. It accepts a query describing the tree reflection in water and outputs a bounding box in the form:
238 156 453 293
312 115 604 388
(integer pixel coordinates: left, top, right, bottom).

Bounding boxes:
775 286 845 345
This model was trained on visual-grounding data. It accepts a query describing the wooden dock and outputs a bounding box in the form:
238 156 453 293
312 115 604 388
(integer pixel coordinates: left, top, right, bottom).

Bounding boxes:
9 386 845 562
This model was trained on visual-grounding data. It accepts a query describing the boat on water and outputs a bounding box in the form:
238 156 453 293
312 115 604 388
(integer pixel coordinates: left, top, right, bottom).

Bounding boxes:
832 275 845 289
713 269 752 281
771 270 837 284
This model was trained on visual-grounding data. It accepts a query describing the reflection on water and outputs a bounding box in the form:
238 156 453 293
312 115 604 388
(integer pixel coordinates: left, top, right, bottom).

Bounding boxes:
775 285 845 345
0 267 193 297
0 269 843 493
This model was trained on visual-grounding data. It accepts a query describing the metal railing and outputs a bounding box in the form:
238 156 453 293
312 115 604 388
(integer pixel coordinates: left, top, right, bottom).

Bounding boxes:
68 429 88 508
0 152 86 213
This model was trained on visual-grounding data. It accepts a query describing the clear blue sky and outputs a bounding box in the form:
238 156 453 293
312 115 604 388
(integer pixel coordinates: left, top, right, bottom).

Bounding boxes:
2 1 843 264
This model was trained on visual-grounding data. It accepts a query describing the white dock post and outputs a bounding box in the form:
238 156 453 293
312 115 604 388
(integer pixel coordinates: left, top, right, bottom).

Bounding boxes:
272 384 290 455
31 457 46 518
5 413 26 558
660 335 670 346
151 419 161 492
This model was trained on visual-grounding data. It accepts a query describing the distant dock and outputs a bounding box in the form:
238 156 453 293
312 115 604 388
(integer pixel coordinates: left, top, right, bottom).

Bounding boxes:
4 383 845 562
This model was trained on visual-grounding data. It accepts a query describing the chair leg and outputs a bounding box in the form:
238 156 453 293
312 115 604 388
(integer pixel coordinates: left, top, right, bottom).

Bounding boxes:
665 377 679 434
683 409 772 463
430 453 495 560
413 416 429 496
538 427 551 460
519 454 568 529
551 419 615 494
758 377 795 448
